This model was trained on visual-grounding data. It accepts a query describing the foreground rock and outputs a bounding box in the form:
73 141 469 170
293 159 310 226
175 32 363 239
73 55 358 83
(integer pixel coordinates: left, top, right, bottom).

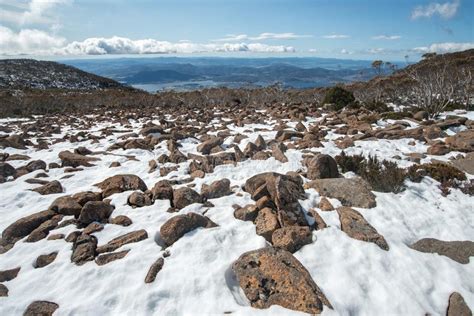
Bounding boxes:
160 213 217 246
447 292 472 316
71 234 97 265
34 252 58 268
337 207 389 250
172 187 202 209
201 178 231 199
304 154 339 180
232 247 331 314
0 284 8 297
49 196 82 217
24 301 59 316
410 238 474 264
95 174 147 197
305 177 377 208
2 210 56 245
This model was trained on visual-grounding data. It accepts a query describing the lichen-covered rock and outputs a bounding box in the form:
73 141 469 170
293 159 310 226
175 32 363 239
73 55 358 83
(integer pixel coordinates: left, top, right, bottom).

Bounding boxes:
272 226 312 253
232 247 332 314
160 213 217 246
234 204 259 222
255 207 280 242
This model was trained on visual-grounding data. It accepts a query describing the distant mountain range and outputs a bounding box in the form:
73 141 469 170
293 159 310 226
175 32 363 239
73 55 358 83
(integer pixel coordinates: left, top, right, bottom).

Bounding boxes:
64 57 401 92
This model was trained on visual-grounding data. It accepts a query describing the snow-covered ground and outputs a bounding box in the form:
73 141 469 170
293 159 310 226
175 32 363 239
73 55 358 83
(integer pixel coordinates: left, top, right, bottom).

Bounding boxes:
0 110 473 315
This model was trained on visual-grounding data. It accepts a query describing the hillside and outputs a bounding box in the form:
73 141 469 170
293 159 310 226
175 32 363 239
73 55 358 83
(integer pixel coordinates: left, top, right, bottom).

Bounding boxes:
0 59 128 91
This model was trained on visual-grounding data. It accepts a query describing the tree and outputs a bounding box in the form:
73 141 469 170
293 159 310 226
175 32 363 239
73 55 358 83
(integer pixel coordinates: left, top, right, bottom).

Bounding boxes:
372 60 383 75
322 86 355 110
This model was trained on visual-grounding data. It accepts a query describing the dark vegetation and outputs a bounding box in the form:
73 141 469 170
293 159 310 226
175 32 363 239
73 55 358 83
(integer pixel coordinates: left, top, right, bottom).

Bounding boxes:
321 86 355 111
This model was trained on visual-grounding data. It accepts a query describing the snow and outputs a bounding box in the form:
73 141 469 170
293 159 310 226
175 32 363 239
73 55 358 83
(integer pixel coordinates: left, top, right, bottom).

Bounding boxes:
0 111 473 315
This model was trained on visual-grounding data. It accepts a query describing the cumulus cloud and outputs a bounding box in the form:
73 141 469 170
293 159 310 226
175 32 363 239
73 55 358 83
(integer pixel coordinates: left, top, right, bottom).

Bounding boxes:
1 0 72 25
411 0 460 19
0 28 295 55
213 32 311 42
0 25 66 55
413 42 474 53
372 35 401 40
323 34 349 39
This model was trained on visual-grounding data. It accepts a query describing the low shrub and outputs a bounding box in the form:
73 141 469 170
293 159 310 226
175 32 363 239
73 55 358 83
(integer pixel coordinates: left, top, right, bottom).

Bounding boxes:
322 86 355 111
382 111 413 120
407 163 467 184
363 100 390 113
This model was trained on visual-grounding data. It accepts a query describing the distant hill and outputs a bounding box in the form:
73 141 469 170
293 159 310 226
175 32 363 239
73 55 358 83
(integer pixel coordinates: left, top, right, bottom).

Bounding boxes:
0 59 129 90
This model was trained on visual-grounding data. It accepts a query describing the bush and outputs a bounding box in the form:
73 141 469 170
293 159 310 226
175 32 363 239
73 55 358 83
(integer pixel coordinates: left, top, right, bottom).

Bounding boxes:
407 163 466 184
335 152 406 193
322 87 355 111
363 100 390 112
382 111 413 120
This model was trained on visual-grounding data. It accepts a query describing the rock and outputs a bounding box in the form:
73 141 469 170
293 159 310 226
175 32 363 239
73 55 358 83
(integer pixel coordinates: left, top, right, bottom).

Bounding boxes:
49 196 82 217
427 144 450 155
26 215 62 242
0 284 7 297
447 292 472 316
34 252 58 268
65 231 81 243
109 215 132 226
0 267 20 282
451 158 474 175
337 207 389 250
172 187 202 209
140 126 164 136
272 226 312 253
409 238 474 264
109 161 121 168
31 180 63 195
151 180 174 201
252 151 270 160
2 210 56 243
243 142 259 158
23 301 59 316
71 234 97 265
308 209 328 230
148 159 158 173
95 250 130 266
96 229 148 254
95 174 147 198
201 179 231 199
0 162 17 182
254 135 267 150
0 134 28 149
71 191 102 206
160 213 217 246
59 150 99 167
232 247 331 314
305 177 377 208
145 257 165 283
272 143 288 163
25 160 47 172
83 222 104 235
127 191 152 207
255 208 280 242
304 154 339 180
414 110 429 121
318 197 334 211
47 233 64 240
197 137 223 155
234 204 259 222
445 130 474 152
78 201 115 226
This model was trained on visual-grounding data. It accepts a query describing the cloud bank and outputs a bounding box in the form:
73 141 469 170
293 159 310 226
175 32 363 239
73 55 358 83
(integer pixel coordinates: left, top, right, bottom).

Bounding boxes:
413 42 474 53
411 0 460 19
213 32 311 42
372 35 401 40
323 34 350 39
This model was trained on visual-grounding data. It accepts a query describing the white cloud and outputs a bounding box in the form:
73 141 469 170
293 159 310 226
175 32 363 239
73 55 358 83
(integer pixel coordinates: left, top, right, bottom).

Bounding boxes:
340 48 353 54
308 48 318 53
372 35 401 40
1 0 72 25
411 0 460 19
213 32 311 42
413 42 474 53
0 28 295 55
0 25 66 54
323 34 349 39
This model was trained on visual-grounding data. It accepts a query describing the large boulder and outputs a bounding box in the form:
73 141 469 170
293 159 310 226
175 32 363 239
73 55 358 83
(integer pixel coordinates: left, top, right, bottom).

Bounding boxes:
1 210 56 243
0 162 17 182
232 247 332 314
71 233 97 265
172 187 202 210
337 207 389 250
201 178 231 199
304 154 340 180
255 207 280 242
305 177 376 208
151 180 174 201
59 150 100 167
95 174 147 197
31 180 63 195
272 226 313 253
49 196 82 217
78 201 115 226
159 213 217 246
410 238 474 264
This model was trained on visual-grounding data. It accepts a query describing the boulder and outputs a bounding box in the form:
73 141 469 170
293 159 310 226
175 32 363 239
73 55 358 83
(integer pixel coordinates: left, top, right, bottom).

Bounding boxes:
172 187 202 209
109 215 132 227
59 150 100 167
201 179 231 199
95 174 147 197
127 191 152 207
255 207 280 242
234 204 259 222
145 257 165 283
318 197 334 211
71 191 102 206
49 196 82 217
337 207 389 250
305 177 377 208
0 267 20 282
34 252 58 268
197 137 223 155
304 154 340 180
23 301 59 316
95 250 130 266
272 226 312 253
83 222 104 235
410 238 474 264
2 210 56 243
31 180 63 195
96 229 148 254
151 180 174 201
0 284 7 297
160 213 217 246
445 130 474 152
0 162 17 182
271 143 288 163
447 292 472 316
78 201 115 226
26 215 62 242
71 234 97 265
232 247 331 314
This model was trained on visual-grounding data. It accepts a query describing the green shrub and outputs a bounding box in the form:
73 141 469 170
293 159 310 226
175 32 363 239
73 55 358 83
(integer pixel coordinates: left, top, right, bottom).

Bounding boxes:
322 87 355 111
407 163 467 184
335 151 365 173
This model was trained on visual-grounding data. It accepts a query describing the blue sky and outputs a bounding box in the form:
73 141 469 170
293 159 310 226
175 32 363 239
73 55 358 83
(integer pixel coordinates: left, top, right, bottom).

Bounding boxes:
0 0 473 60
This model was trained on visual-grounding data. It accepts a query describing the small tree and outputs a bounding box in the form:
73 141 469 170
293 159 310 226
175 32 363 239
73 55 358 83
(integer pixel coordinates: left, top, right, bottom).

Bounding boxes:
322 86 355 110
372 60 383 75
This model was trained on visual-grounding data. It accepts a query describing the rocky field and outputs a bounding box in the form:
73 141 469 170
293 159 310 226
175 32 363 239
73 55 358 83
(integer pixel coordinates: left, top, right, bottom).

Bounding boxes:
0 103 473 315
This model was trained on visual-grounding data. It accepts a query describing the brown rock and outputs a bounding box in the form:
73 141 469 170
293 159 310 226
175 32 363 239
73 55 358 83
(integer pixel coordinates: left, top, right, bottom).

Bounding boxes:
49 196 82 217
272 143 288 163
109 215 132 226
197 137 223 155
59 150 99 167
95 250 130 266
78 201 114 226
65 231 81 243
318 197 334 211
304 154 340 180
445 130 474 152
145 257 165 283
308 209 328 230
83 222 104 235
255 207 280 242
151 180 174 202
95 174 147 197
201 178 231 199
0 284 7 297
427 144 450 155
0 267 20 282
26 215 62 242
47 233 64 240
71 191 102 206
127 191 152 207
2 210 56 243
234 204 259 222
0 162 17 181
96 229 148 254
232 247 331 314
272 226 312 253
305 177 376 208
337 207 389 250
109 161 121 168
31 180 63 195
160 213 217 246
447 292 472 316
71 234 97 265
34 252 58 268
172 187 202 209
410 238 474 264
23 301 59 316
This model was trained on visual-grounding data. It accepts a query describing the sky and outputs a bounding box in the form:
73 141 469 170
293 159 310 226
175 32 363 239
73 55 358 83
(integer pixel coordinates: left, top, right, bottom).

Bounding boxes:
0 0 473 61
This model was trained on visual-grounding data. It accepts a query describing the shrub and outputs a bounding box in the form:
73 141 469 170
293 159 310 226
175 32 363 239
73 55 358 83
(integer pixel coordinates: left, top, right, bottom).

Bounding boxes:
363 100 390 112
382 111 413 120
322 86 355 111
335 152 406 193
407 163 466 184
